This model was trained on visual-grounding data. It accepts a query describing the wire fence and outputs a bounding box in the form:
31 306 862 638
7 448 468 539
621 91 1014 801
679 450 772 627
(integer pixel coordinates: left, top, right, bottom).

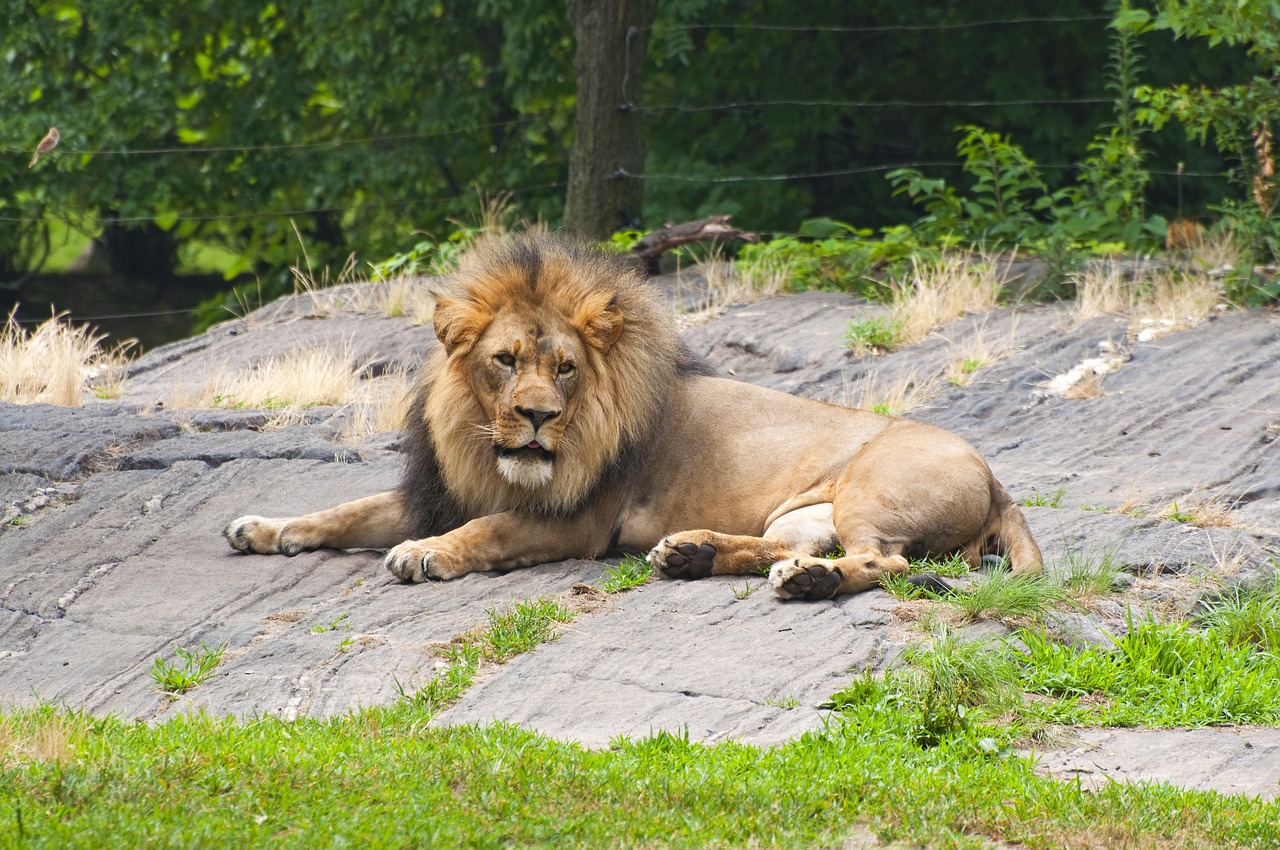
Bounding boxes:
2 14 1237 234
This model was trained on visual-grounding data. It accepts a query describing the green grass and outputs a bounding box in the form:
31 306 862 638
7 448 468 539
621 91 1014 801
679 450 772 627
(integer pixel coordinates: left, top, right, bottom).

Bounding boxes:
1055 549 1125 599
398 596 576 714
1019 488 1065 508
1018 616 1280 727
149 642 226 696
598 554 653 593
7 598 1280 848
949 572 1069 623
310 613 350 634
10 609 1280 849
1196 576 1280 649
843 315 903 354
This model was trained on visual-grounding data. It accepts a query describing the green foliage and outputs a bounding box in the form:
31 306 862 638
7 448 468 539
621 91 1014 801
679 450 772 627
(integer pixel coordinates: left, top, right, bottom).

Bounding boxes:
735 218 923 297
149 642 226 696
842 315 903 353
599 554 653 593
890 118 1164 259
1124 0 1280 304
889 125 1056 246
1 0 573 281
367 226 484 281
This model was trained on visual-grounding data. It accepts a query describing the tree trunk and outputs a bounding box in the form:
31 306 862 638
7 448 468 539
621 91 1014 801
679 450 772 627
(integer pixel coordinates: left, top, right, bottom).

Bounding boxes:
563 0 657 240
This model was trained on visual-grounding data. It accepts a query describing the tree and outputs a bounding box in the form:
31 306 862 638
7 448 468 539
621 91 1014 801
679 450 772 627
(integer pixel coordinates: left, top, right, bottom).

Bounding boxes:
1 0 575 284
564 0 659 239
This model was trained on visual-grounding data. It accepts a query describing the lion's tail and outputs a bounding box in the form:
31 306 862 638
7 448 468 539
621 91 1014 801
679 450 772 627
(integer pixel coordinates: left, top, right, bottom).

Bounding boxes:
991 482 1044 575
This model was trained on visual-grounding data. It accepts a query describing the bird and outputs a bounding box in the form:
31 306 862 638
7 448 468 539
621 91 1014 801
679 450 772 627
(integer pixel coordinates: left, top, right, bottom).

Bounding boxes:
28 127 59 168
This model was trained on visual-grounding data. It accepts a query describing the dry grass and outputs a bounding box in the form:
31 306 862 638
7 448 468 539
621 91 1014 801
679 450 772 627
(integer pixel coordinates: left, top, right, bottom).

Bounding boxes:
170 345 365 412
841 369 941 417
1190 226 1244 271
341 368 415 440
696 253 789 313
167 345 413 440
1070 263 1223 340
361 277 436 325
0 310 134 406
1159 491 1239 529
0 711 85 765
943 322 1017 386
887 253 1005 347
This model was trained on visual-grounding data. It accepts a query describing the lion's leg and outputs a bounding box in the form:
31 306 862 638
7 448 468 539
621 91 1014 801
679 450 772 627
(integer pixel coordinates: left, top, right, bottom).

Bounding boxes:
770 427 998 600
650 503 837 579
385 507 615 582
225 490 412 556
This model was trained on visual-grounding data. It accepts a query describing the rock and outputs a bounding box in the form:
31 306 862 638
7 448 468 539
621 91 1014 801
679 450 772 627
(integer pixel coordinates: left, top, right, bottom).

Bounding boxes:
2 273 1279 799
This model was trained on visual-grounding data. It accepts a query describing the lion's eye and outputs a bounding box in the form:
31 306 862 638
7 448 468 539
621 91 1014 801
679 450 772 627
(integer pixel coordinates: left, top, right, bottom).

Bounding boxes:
495 353 516 368
557 362 575 376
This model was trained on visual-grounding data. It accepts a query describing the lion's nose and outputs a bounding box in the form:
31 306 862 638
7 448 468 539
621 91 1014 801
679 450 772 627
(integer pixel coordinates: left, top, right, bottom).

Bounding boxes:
515 405 560 430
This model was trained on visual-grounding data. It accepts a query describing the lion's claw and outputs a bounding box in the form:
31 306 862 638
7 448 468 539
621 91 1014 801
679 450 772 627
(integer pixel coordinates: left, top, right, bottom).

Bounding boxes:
385 543 431 583
769 559 843 600
649 538 717 579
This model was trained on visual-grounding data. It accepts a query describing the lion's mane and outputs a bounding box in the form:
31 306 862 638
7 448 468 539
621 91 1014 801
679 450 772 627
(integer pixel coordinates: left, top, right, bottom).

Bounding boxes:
398 233 710 535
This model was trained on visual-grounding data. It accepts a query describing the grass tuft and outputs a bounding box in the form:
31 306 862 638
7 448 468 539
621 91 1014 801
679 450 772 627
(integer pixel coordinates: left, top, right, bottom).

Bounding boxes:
1 310 134 406
598 554 653 593
1195 574 1280 650
948 571 1067 623
1019 488 1065 508
1055 549 1125 601
404 596 576 713
149 642 226 696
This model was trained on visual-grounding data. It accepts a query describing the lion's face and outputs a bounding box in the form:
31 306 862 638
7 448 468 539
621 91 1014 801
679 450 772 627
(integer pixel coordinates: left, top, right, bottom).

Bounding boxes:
469 307 589 489
421 234 677 517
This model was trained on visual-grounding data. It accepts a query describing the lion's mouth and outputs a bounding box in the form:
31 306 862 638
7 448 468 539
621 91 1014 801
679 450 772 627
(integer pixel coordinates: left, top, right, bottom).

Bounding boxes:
494 441 555 463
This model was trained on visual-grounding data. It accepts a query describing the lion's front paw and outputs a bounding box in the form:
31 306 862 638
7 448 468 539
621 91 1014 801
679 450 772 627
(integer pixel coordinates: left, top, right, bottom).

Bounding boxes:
225 516 284 555
769 558 843 600
384 540 469 583
224 516 320 557
648 536 717 579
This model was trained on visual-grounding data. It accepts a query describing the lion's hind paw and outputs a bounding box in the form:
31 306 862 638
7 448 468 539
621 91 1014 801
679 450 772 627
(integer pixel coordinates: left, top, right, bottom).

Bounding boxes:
769 558 843 600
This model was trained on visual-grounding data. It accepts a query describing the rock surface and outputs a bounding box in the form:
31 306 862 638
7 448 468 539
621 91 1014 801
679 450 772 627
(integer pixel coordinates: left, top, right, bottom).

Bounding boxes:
2 273 1278 799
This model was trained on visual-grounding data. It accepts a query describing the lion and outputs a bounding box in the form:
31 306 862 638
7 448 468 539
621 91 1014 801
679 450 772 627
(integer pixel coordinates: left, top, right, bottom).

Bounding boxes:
225 233 1042 599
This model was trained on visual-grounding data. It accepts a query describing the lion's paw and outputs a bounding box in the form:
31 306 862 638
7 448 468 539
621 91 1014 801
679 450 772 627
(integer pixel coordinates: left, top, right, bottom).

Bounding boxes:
225 516 284 555
769 558 843 600
385 541 469 583
648 537 717 579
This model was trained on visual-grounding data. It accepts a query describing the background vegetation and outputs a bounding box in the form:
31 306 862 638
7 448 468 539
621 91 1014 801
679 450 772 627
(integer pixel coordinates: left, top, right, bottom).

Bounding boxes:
3 1 1275 345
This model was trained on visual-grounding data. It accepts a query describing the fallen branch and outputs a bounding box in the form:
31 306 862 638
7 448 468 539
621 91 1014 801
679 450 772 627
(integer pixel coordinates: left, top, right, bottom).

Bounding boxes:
630 215 757 274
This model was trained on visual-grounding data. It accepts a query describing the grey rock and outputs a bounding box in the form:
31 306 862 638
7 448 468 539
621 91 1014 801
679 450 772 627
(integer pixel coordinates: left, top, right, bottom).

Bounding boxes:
2 272 1278 801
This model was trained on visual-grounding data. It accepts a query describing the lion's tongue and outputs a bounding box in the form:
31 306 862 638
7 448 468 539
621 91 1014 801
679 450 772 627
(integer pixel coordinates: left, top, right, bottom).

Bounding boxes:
527 441 541 450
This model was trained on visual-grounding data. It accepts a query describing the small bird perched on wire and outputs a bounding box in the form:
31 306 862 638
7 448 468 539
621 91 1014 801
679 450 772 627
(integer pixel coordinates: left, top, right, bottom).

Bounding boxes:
29 127 59 167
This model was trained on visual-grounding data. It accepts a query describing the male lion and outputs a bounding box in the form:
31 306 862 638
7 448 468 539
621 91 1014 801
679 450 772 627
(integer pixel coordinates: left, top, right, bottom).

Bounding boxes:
226 233 1042 598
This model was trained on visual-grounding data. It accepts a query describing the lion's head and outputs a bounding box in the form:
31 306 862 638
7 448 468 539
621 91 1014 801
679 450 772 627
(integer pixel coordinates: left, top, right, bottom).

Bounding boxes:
408 233 689 519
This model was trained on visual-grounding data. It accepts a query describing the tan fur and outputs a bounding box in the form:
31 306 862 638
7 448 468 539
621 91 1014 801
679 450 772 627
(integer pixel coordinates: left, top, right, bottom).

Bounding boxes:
226 234 1042 599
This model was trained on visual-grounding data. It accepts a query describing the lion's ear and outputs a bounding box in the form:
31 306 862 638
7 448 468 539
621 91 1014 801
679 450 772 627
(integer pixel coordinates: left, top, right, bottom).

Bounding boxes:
573 293 624 354
432 296 489 356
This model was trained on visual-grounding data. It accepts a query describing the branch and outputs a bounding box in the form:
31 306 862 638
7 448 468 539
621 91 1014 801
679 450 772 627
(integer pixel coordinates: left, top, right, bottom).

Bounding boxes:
629 215 757 274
